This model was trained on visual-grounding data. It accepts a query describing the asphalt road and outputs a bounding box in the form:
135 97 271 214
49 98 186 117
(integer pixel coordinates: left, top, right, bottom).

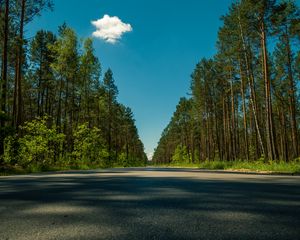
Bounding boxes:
0 168 300 240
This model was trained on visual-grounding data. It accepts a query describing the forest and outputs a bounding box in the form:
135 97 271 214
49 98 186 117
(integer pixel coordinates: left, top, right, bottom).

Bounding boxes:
0 0 147 173
153 0 300 167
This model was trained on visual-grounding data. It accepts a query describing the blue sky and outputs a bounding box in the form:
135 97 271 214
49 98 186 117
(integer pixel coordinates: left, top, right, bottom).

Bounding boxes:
27 0 235 158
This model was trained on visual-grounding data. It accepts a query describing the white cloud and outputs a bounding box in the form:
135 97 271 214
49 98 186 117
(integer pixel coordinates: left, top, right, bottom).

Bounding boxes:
91 14 132 44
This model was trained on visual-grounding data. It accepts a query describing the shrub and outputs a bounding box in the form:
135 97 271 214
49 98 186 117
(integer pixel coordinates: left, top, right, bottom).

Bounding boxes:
3 136 21 165
172 145 190 163
72 123 108 166
4 117 65 168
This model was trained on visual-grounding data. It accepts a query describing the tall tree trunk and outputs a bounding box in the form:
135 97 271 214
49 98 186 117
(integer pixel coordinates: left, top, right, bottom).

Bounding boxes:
226 95 232 161
191 130 195 163
0 0 9 155
230 71 236 160
108 94 112 162
261 20 277 160
68 76 75 151
56 77 63 132
197 110 203 162
237 9 265 158
249 103 256 160
37 67 42 116
45 85 50 115
64 75 69 134
126 131 129 161
277 103 288 162
239 59 249 161
14 0 26 130
214 104 222 161
115 131 118 162
223 96 228 161
205 105 210 161
284 30 298 159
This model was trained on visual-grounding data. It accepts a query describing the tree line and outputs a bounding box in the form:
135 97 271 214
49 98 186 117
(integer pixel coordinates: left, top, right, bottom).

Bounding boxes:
153 0 300 164
0 0 147 171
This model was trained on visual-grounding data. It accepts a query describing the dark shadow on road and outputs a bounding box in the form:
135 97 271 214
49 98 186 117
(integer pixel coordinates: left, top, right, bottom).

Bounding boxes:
0 169 299 240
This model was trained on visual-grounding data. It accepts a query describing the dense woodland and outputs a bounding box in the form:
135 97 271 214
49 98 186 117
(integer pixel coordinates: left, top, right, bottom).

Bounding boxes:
153 0 300 164
0 0 147 171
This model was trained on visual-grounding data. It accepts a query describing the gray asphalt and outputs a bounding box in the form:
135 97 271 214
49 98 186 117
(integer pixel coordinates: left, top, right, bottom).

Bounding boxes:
0 168 300 240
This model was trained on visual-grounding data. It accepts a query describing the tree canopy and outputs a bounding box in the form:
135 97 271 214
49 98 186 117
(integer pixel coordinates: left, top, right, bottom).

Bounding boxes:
153 0 300 164
0 1 147 171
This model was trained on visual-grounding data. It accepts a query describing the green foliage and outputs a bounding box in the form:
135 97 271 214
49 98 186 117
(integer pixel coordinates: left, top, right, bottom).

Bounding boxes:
117 152 128 167
72 123 108 166
4 117 65 168
1 6 147 174
199 160 300 173
153 98 194 164
155 160 300 174
3 136 21 165
172 145 190 163
0 112 14 164
153 0 300 165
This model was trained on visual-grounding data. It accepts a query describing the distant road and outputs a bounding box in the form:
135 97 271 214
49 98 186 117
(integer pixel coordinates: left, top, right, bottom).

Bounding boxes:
0 168 300 240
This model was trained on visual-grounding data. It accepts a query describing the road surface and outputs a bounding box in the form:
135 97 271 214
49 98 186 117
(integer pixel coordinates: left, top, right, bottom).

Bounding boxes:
0 168 300 240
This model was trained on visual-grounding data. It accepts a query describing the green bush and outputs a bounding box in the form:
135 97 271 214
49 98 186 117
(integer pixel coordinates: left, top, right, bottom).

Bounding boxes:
4 117 65 168
198 160 300 173
172 145 190 163
117 152 128 167
3 136 21 165
72 123 108 166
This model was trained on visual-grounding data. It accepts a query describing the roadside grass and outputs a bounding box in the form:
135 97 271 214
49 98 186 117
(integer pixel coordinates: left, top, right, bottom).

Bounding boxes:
200 160 300 173
2 160 300 175
0 163 107 176
0 161 147 176
154 160 300 174
156 162 200 168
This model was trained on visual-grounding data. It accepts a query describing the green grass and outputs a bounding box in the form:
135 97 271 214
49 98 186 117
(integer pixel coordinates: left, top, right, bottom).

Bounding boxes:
153 162 200 168
154 160 300 174
2 160 300 176
0 161 147 176
201 160 300 173
0 163 103 176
